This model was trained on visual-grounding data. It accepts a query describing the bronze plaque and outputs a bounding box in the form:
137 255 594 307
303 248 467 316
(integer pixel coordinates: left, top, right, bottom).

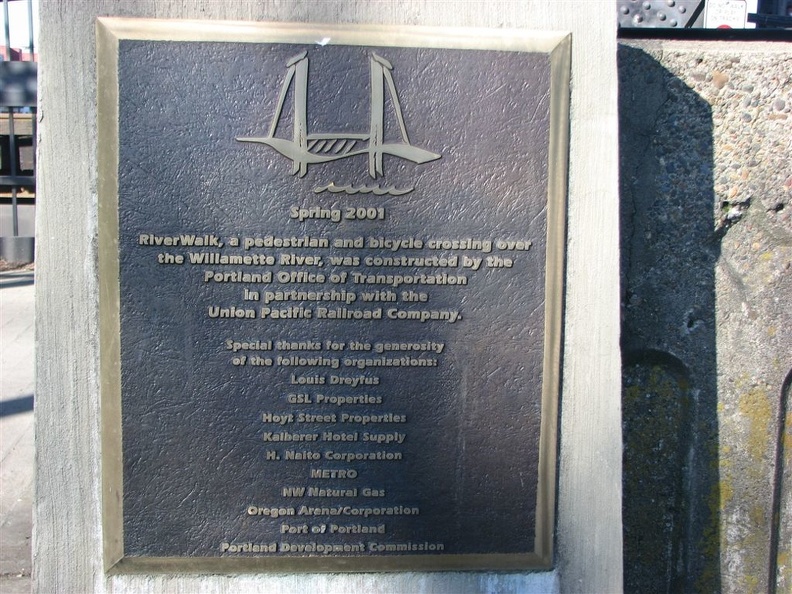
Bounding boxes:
98 19 570 573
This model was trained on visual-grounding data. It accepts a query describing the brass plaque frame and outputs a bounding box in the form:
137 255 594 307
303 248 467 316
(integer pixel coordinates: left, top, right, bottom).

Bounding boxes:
98 18 570 574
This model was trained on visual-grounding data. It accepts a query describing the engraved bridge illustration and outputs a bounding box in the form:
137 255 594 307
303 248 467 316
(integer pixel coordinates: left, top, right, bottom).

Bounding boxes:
236 51 441 179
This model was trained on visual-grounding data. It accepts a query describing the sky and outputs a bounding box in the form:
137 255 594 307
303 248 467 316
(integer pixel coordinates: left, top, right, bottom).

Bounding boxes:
1 0 39 53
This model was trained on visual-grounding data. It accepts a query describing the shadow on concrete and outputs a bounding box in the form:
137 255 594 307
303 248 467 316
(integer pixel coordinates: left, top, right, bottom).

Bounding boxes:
619 43 721 592
0 277 34 289
0 394 34 417
0 271 34 289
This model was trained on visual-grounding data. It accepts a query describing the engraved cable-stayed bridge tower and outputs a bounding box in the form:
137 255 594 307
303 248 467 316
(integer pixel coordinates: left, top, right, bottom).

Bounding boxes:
237 51 441 179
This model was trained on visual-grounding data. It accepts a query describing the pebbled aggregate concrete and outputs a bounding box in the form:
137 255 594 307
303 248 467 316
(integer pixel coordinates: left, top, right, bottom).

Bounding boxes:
620 40 791 594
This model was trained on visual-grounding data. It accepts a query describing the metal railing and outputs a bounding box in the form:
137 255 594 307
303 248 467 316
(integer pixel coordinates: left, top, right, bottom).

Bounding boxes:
1 0 36 242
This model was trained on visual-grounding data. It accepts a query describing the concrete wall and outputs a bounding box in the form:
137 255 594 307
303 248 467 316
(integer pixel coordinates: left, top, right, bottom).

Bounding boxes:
619 40 791 594
34 1 621 593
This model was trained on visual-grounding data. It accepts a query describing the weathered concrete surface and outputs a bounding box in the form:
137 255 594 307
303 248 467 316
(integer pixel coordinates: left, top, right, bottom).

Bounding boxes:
620 40 791 594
